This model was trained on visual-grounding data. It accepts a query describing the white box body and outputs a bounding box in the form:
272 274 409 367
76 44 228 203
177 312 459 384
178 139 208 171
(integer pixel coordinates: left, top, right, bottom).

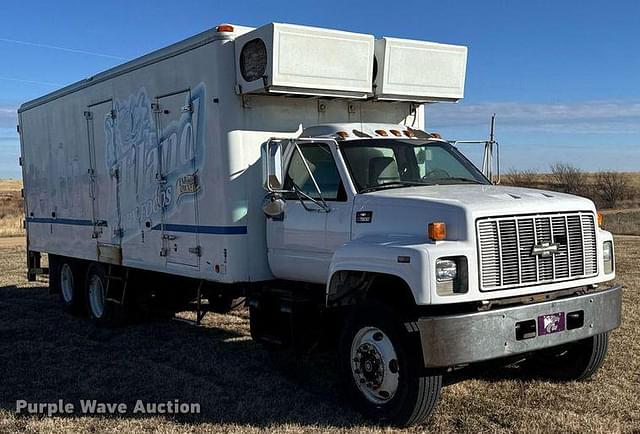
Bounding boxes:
19 25 419 285
374 37 467 102
235 23 375 98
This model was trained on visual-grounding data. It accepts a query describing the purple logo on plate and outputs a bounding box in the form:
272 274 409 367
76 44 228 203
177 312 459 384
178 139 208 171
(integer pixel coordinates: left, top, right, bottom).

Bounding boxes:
537 312 566 335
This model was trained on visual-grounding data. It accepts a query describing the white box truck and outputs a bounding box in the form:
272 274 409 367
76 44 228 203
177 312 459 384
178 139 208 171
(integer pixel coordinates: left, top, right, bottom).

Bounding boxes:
18 22 621 426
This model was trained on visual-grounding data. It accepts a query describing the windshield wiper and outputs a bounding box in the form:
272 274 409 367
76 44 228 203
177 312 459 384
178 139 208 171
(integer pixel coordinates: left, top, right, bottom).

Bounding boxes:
360 181 428 193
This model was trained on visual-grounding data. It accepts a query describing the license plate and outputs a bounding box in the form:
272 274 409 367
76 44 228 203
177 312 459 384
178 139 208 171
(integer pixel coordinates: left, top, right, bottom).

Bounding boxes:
537 312 565 335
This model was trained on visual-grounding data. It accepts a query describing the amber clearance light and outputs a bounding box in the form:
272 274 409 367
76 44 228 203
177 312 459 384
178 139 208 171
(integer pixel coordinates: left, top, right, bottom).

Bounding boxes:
428 222 447 241
597 211 603 227
216 24 235 32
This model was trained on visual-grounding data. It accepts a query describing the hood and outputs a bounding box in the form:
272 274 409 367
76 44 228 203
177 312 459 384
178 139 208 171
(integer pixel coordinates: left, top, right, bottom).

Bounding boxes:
352 184 596 241
357 184 595 216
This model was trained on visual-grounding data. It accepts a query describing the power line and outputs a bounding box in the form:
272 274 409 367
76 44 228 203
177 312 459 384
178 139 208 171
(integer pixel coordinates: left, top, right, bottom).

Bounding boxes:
0 37 127 60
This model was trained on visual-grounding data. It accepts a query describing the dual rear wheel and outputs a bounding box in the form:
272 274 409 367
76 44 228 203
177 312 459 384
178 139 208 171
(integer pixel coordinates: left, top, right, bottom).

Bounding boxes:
51 258 115 324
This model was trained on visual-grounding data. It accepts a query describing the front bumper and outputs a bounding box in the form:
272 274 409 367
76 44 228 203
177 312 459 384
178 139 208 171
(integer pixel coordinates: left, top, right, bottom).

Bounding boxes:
414 285 622 368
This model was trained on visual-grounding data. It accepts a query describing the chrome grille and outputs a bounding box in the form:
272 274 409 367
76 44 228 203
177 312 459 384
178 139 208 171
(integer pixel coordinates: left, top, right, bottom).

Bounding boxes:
477 212 598 291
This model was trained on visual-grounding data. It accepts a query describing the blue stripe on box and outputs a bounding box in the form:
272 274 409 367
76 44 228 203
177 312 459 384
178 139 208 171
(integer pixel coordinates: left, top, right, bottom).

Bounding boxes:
26 217 94 226
151 224 247 235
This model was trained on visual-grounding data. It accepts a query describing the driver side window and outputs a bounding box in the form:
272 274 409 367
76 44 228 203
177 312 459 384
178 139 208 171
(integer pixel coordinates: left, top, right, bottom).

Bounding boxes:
283 143 346 201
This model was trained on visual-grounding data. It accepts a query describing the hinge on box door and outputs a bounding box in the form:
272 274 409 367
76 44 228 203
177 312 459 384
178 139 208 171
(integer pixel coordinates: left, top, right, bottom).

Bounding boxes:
188 246 201 257
160 248 168 257
18 157 22 166
84 111 93 120
16 124 20 134
113 228 124 238
181 103 193 113
109 109 117 119
151 103 161 113
162 234 177 241
110 166 119 179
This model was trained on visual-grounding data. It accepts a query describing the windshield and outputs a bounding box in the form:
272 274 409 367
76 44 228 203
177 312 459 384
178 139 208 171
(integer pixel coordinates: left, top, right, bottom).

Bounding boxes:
339 139 489 193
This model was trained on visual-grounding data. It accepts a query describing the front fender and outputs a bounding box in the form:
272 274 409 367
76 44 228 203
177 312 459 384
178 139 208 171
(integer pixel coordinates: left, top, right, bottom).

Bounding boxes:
327 235 432 305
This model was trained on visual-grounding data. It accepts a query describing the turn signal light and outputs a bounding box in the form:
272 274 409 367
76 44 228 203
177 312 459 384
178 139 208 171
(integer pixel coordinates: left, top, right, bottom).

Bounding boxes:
597 211 603 227
428 222 447 241
216 24 235 32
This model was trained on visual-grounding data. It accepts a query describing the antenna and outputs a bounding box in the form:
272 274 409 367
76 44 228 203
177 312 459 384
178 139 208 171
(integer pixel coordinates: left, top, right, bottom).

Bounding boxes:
489 113 496 144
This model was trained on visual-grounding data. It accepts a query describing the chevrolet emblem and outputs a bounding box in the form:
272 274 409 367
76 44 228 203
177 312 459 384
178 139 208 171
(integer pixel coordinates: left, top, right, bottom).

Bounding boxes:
531 242 559 257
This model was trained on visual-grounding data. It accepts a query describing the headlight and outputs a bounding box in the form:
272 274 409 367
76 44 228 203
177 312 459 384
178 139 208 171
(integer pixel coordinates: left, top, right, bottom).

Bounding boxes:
436 259 457 281
436 257 468 296
603 241 614 274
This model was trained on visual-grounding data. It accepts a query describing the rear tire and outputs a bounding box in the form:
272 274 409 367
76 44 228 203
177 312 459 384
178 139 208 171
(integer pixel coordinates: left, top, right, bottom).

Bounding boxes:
53 257 84 315
527 332 609 381
85 263 118 326
338 303 442 427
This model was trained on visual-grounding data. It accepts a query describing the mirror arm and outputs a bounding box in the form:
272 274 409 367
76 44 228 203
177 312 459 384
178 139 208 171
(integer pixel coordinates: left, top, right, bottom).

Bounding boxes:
292 142 330 212
292 184 329 213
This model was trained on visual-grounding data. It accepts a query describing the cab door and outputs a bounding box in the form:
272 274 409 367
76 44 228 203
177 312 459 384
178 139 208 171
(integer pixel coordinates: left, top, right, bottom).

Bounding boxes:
267 140 352 283
155 90 200 268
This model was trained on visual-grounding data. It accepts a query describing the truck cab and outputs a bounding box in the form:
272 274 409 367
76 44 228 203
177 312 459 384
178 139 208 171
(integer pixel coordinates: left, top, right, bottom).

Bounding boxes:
256 122 621 424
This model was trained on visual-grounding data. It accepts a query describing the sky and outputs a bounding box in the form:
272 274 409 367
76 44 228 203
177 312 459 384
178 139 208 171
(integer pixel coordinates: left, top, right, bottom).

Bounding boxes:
1 0 639 178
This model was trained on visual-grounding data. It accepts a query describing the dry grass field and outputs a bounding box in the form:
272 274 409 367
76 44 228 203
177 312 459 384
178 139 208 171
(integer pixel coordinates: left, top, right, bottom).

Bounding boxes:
0 236 638 433
0 180 24 238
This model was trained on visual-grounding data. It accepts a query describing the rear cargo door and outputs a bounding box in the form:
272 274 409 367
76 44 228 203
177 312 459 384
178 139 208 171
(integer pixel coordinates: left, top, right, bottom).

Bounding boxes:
155 90 200 268
86 100 122 246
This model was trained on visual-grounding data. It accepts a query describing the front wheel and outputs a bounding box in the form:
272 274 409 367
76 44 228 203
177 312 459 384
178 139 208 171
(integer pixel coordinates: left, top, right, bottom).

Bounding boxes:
526 332 610 381
338 304 442 427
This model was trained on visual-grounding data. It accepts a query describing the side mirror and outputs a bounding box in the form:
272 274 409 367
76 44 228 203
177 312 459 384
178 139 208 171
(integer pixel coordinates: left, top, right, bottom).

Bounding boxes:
262 194 286 219
262 140 284 191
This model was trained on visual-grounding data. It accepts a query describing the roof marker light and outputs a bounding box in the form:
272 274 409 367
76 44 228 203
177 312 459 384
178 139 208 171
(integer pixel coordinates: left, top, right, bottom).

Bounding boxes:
216 24 235 32
336 131 349 139
375 129 388 136
390 129 402 137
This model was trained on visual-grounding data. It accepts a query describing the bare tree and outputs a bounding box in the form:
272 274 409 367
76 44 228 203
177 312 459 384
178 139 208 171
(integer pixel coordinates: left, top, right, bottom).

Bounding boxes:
596 171 628 208
504 168 538 188
549 162 584 195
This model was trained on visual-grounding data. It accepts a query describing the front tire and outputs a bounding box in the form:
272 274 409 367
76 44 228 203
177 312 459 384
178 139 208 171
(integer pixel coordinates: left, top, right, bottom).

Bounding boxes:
527 332 610 381
338 303 442 427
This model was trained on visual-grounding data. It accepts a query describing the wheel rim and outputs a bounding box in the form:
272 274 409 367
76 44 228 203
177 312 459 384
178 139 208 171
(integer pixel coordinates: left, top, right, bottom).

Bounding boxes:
60 264 74 303
350 326 400 404
88 275 105 318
